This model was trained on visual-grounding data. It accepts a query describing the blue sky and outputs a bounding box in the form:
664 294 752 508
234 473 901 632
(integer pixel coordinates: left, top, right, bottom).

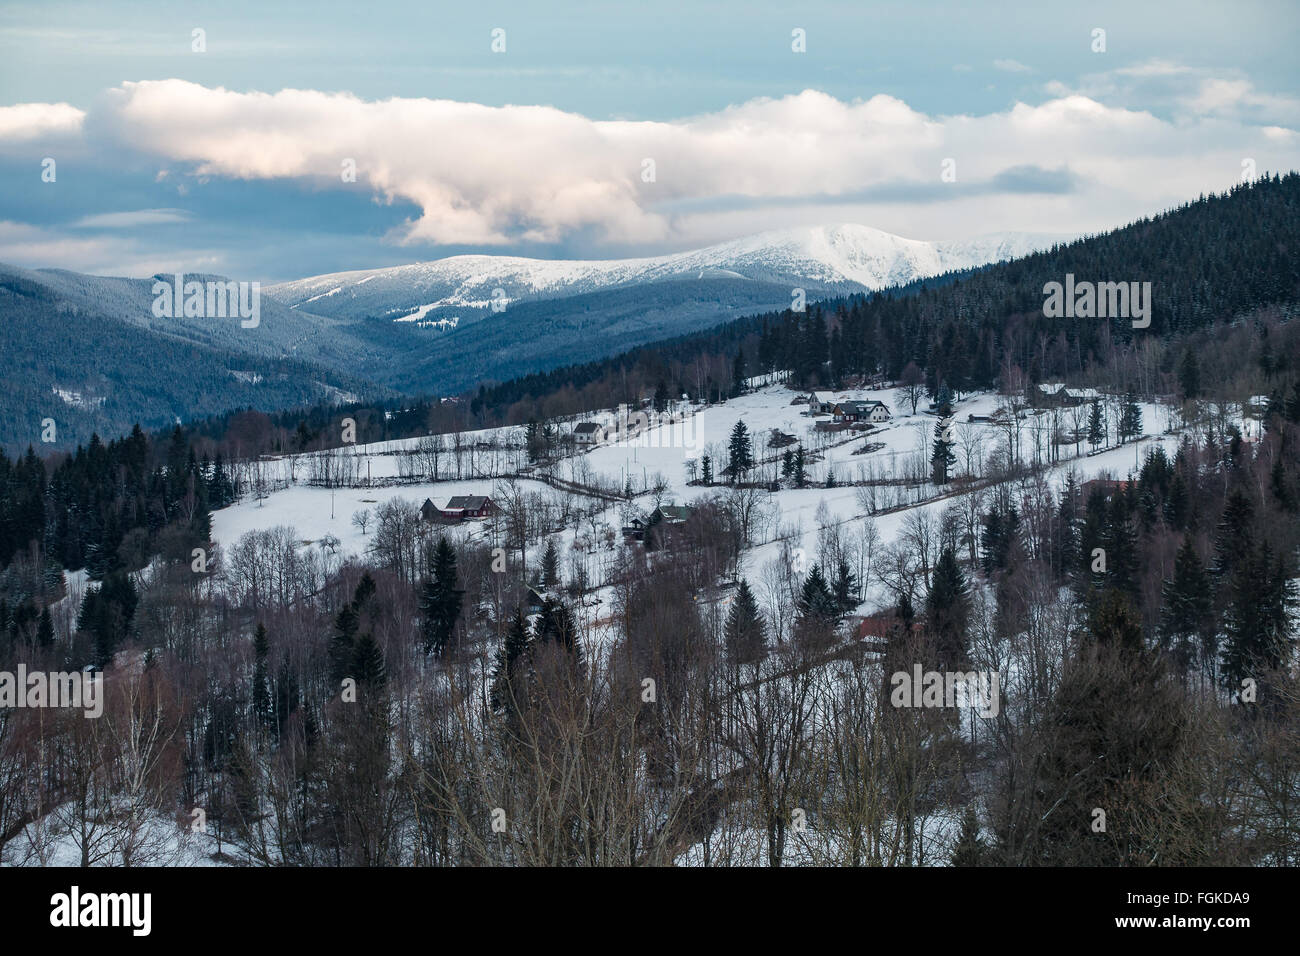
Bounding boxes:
1 0 1296 280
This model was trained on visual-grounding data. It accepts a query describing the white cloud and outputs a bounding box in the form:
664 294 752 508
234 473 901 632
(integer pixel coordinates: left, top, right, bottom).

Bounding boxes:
0 102 85 142
72 208 192 228
993 59 1033 73
0 220 221 276
3 73 1289 260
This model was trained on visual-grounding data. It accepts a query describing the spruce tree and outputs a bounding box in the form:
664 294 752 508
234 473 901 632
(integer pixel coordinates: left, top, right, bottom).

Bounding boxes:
491 608 532 713
329 602 359 687
724 579 766 665
1159 537 1213 674
541 539 560 590
926 548 970 667
951 805 985 866
832 558 858 613
419 536 462 658
728 420 753 483
930 417 956 485
1087 400 1105 449
36 605 54 649
351 633 387 690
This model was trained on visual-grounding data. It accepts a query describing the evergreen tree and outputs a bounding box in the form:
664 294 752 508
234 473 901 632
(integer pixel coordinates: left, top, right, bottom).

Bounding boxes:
930 417 956 485
724 579 766 665
273 657 300 743
491 608 532 713
832 558 858 613
701 455 713 485
796 563 839 647
951 804 985 866
1118 391 1143 442
351 633 387 690
36 605 54 649
1177 348 1200 400
926 547 970 667
541 539 560 590
793 445 807 489
1159 537 1214 676
329 602 359 687
1222 542 1295 696
728 420 753 483
1087 400 1105 449
419 537 462 658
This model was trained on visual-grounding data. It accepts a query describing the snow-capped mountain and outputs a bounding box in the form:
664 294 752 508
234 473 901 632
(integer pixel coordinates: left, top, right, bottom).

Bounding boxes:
265 224 1061 322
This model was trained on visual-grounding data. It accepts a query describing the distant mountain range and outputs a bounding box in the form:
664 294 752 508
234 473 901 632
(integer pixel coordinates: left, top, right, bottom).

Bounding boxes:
267 224 1059 322
0 224 1060 451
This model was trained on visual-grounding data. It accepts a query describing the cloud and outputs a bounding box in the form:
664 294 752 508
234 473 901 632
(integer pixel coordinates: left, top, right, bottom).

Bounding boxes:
84 77 1294 251
72 208 192 228
0 102 85 142
1047 59 1300 126
993 59 1033 73
0 220 220 276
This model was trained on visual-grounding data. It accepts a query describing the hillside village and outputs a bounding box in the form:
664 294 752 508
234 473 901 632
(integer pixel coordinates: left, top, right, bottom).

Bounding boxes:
204 373 1193 661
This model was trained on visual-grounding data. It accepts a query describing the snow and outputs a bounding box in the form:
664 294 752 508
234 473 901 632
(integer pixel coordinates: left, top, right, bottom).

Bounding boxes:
265 224 1065 316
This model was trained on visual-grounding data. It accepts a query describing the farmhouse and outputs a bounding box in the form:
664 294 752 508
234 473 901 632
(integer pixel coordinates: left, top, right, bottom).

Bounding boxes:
1030 383 1097 408
445 495 496 518
420 498 463 524
573 422 603 446
833 400 891 423
806 392 840 415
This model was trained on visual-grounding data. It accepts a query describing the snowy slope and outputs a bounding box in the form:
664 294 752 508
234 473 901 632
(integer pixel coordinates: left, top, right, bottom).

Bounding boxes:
265 225 1062 321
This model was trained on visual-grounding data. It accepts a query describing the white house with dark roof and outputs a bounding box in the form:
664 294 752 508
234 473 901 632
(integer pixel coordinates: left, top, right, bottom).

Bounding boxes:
573 422 603 446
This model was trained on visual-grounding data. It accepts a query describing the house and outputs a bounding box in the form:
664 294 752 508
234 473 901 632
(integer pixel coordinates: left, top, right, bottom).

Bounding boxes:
445 495 495 518
833 400 891 423
621 516 646 542
420 498 463 524
1081 478 1130 502
807 392 840 415
573 422 603 446
651 504 694 524
1031 383 1095 408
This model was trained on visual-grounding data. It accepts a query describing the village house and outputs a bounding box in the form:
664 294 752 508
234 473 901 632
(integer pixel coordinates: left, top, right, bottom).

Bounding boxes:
651 504 694 525
445 495 496 519
420 498 464 524
806 391 840 415
1030 383 1099 408
832 399 891 424
1080 478 1131 502
573 422 603 447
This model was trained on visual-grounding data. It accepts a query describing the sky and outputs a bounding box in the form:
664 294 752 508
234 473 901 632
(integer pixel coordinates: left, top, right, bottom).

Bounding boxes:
0 0 1296 282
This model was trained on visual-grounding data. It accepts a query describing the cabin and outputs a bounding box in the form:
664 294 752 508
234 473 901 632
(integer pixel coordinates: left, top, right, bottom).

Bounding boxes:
573 422 603 446
445 495 495 519
621 516 646 542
